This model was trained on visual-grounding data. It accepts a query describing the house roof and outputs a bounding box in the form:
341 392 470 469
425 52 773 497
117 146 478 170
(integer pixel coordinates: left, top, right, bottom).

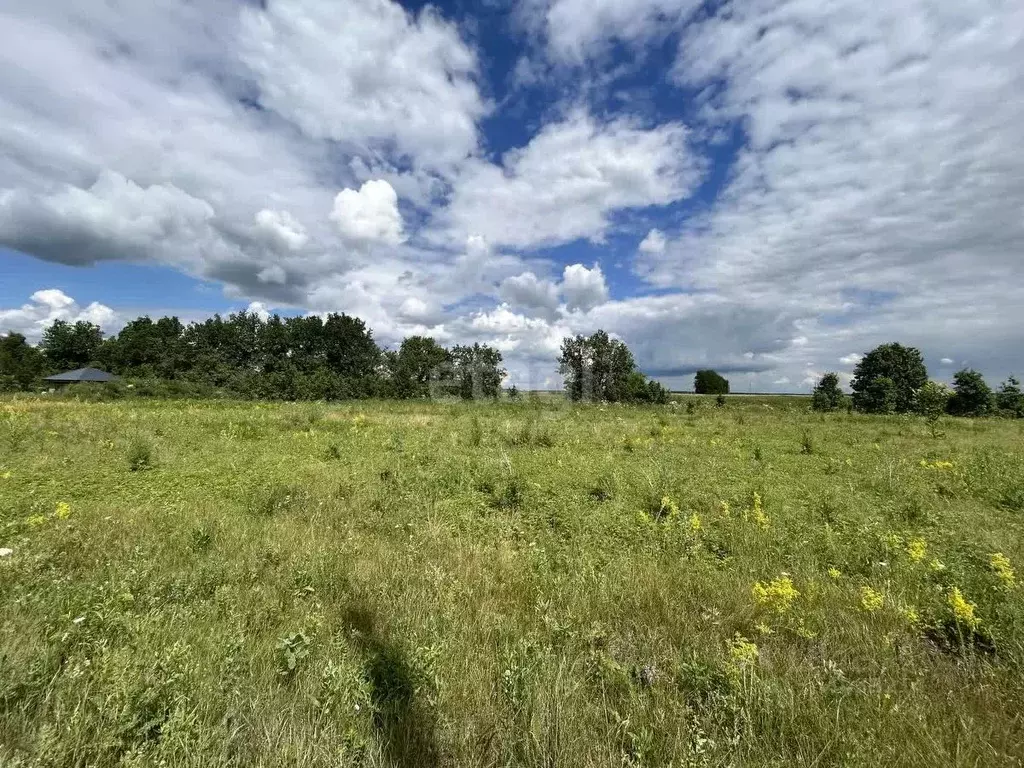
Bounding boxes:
44 367 119 383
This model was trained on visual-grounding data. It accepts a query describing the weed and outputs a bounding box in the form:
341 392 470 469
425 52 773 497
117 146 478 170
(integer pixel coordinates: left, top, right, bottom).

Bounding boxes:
277 632 311 679
127 437 155 471
800 431 814 455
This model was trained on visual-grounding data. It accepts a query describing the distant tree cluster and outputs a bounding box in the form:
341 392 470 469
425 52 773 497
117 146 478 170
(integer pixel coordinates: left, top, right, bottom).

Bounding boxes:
558 330 668 404
812 341 1022 419
0 313 506 401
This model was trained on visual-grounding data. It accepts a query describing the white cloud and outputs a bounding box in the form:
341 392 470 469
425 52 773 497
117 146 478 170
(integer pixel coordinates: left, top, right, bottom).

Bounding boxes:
631 0 1024 386
561 263 609 312
246 301 272 322
941 358 954 365
441 111 702 249
522 0 702 62
330 180 404 247
839 353 862 366
499 272 561 316
0 289 119 341
238 0 485 169
254 210 308 252
638 229 666 255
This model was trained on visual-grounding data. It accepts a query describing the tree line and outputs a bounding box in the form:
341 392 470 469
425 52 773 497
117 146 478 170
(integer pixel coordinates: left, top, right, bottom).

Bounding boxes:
0 313 506 401
1 317 1020 416
811 342 1023 418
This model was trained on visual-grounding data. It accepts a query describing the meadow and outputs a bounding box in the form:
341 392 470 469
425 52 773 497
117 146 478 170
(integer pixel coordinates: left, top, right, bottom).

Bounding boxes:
0 394 1022 767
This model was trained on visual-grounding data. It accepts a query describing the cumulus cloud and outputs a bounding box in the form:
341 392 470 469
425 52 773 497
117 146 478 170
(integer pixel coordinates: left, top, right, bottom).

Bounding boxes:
330 180 405 247
499 272 561 317
239 0 485 169
441 111 702 249
561 263 609 312
254 210 308 252
839 353 862 366
0 289 119 341
631 0 1024 386
0 171 218 267
245 301 272 322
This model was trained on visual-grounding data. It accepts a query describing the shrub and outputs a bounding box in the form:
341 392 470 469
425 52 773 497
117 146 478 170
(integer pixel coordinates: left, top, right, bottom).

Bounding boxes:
916 381 951 436
811 372 846 412
948 369 992 417
126 437 155 472
715 393 726 408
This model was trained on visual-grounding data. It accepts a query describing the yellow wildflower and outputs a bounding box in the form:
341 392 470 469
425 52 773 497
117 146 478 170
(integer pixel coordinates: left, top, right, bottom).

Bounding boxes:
689 513 702 533
660 496 680 520
827 567 843 580
947 587 980 630
902 606 921 627
859 586 884 612
745 492 770 529
55 501 72 520
1 471 10 480
729 634 759 667
752 575 799 614
906 538 927 563
27 514 47 528
989 553 1015 589
719 501 731 517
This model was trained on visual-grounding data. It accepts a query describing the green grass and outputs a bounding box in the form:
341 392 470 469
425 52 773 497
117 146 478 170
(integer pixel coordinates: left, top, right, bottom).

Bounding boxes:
1 395 1022 767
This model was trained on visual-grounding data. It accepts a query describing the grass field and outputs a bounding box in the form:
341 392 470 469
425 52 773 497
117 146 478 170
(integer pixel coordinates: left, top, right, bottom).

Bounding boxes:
1 395 1022 767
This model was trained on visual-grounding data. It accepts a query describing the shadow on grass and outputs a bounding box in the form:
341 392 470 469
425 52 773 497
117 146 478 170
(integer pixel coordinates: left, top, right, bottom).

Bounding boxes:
343 603 439 768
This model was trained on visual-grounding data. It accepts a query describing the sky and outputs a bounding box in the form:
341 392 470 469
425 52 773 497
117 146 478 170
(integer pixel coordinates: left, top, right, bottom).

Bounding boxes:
1 0 1022 391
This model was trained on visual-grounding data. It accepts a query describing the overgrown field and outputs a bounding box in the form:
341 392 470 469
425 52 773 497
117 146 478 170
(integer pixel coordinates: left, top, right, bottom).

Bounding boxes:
1 396 1022 767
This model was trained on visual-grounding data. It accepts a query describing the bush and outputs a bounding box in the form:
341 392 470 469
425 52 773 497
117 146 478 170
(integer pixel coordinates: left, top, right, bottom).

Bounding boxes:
948 369 992 417
126 437 155 472
916 381 951 436
811 373 846 412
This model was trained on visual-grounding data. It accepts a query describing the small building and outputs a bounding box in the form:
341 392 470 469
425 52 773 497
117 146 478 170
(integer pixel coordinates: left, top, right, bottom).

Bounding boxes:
44 367 119 386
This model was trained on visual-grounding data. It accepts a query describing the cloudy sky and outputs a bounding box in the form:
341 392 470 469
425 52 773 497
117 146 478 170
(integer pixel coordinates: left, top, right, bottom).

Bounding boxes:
1 0 1022 390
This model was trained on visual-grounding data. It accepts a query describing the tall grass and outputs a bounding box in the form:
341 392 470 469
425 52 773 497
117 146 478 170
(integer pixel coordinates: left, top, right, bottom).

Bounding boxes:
0 396 1022 766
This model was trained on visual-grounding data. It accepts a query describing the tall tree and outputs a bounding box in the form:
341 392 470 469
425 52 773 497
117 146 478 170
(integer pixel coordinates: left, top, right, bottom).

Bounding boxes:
694 369 730 395
811 372 845 411
451 343 505 400
558 331 658 403
995 376 1023 418
850 343 927 413
39 320 104 372
947 369 992 417
387 336 451 398
0 332 46 390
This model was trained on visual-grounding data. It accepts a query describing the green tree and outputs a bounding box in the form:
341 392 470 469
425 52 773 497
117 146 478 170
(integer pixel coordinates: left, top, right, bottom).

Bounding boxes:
0 332 46 390
39 320 104 372
916 380 951 437
559 331 640 402
850 343 927 413
387 336 451 399
451 343 505 400
694 369 729 395
947 369 992 417
995 376 1023 418
811 372 846 411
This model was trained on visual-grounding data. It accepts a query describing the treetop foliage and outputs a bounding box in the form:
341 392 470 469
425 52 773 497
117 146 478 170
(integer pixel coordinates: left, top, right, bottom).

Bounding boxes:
558 330 667 403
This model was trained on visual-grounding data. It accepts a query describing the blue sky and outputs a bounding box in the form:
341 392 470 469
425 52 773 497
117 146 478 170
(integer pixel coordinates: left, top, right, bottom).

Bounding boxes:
1 0 1022 390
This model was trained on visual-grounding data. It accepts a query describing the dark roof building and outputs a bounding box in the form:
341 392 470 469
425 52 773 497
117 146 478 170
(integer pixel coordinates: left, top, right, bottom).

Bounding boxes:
44 367 119 384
